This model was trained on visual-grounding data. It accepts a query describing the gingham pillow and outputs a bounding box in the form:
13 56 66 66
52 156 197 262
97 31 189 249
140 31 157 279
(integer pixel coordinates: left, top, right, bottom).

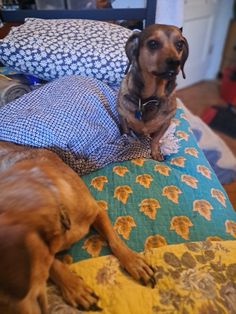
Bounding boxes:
0 18 132 86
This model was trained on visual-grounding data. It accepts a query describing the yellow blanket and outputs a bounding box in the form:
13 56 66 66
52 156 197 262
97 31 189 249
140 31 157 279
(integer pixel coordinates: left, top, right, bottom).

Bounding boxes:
48 240 236 314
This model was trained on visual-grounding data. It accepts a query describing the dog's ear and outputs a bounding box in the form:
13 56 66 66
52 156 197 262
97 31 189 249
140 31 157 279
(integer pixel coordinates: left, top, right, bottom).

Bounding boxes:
180 35 189 79
0 225 31 300
125 31 141 66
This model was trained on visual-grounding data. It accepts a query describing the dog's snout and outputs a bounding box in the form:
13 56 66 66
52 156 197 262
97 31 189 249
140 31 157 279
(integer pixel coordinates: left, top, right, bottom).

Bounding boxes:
165 58 180 67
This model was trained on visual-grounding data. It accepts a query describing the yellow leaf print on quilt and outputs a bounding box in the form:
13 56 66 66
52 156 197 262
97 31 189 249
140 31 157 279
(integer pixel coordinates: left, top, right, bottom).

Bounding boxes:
114 216 136 239
206 236 223 241
185 147 199 158
211 188 226 207
170 156 186 167
154 164 171 176
114 185 133 204
181 174 198 188
193 200 213 221
113 165 129 176
225 220 236 238
91 176 108 191
139 198 160 219
131 158 145 166
162 185 182 204
170 216 193 240
97 200 108 211
176 130 189 141
197 165 212 179
136 174 153 188
144 234 167 250
82 235 107 257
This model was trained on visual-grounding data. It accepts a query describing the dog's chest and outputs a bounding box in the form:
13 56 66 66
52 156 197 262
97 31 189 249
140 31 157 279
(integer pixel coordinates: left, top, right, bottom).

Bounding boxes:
125 112 163 136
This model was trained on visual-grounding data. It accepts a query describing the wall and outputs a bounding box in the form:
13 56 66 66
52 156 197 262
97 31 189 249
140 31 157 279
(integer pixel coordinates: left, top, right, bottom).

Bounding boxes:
155 0 183 27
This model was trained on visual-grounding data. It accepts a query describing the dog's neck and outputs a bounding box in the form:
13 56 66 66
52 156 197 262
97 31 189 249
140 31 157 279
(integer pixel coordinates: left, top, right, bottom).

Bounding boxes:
125 67 176 121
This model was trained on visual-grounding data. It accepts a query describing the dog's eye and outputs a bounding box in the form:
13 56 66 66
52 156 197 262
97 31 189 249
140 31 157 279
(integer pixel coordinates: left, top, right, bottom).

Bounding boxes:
176 40 184 51
147 40 161 50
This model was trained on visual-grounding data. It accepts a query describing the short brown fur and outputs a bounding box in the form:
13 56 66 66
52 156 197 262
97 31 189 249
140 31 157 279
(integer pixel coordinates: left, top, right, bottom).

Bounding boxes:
0 141 154 313
117 24 189 160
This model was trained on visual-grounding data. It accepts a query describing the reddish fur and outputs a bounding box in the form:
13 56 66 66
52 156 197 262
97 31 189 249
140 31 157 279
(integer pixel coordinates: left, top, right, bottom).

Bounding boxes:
0 141 154 313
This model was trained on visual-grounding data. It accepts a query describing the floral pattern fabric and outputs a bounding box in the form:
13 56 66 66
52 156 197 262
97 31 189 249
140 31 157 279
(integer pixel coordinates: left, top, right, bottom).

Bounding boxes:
48 240 236 314
0 18 131 86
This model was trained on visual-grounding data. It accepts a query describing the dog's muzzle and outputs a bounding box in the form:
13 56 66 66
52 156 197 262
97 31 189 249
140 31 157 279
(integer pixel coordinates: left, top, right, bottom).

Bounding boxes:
152 58 180 80
152 70 178 80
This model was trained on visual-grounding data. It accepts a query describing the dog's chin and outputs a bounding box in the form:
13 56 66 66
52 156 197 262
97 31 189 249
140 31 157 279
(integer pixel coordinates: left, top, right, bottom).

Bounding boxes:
152 70 178 80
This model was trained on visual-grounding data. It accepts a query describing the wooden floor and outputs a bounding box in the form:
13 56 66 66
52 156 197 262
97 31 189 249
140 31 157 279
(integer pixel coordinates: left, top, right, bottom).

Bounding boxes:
176 80 236 209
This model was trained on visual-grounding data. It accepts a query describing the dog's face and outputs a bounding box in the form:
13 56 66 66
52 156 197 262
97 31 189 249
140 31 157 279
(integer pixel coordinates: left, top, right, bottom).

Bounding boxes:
126 24 189 80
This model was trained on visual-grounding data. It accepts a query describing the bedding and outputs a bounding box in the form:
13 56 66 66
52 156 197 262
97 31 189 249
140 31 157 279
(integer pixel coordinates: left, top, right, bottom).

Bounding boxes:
0 75 178 175
48 240 236 314
1 65 235 185
182 104 236 185
0 18 132 86
0 74 235 313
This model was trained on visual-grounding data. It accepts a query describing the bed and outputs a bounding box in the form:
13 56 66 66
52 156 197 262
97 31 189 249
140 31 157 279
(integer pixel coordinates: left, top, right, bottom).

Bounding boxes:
0 1 236 313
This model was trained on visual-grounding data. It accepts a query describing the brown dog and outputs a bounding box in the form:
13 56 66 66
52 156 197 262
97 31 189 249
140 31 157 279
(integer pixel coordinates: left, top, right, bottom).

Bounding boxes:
0 141 154 314
117 24 189 161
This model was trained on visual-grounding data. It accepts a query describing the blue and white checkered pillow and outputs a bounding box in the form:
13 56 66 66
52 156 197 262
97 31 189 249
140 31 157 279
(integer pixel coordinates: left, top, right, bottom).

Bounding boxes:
0 18 132 86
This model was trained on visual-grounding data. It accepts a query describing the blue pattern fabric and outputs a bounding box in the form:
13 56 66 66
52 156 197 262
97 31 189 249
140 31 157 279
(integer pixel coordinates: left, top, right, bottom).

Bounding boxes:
0 75 152 175
0 18 132 86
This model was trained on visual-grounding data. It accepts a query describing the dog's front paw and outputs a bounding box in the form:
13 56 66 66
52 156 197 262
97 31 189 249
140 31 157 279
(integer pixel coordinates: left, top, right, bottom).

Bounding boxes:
117 248 155 287
60 274 102 311
151 148 164 161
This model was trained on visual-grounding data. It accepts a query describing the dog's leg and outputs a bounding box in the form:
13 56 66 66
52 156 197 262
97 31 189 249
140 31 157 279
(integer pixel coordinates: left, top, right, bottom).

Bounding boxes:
50 259 100 311
151 113 175 161
93 209 154 285
151 124 170 161
118 114 130 135
150 129 165 161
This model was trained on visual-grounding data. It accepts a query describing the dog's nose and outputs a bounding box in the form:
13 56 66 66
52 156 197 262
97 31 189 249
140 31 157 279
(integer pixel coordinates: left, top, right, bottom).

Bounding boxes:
165 58 180 67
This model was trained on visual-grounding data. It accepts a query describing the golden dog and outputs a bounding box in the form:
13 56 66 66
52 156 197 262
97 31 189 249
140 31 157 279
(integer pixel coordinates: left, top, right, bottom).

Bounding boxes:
0 141 154 313
117 24 189 161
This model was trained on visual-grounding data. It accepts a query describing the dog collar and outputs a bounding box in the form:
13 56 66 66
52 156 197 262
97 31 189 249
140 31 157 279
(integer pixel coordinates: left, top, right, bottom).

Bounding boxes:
135 97 161 120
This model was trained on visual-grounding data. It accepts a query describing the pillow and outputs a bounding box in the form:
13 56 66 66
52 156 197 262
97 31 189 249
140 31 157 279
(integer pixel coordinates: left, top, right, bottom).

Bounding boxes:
0 18 132 86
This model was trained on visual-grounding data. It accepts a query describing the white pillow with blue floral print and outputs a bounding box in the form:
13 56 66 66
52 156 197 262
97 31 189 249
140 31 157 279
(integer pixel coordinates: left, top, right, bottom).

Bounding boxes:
0 18 132 86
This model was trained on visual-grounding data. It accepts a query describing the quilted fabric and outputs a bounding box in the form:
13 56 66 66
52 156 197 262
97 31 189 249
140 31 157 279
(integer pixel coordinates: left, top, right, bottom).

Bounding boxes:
68 156 236 262
0 18 132 86
48 241 236 314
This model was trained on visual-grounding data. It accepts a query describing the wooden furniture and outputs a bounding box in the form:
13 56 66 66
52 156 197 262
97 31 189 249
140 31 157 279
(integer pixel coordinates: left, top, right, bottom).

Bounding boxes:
0 0 156 26
0 22 21 39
